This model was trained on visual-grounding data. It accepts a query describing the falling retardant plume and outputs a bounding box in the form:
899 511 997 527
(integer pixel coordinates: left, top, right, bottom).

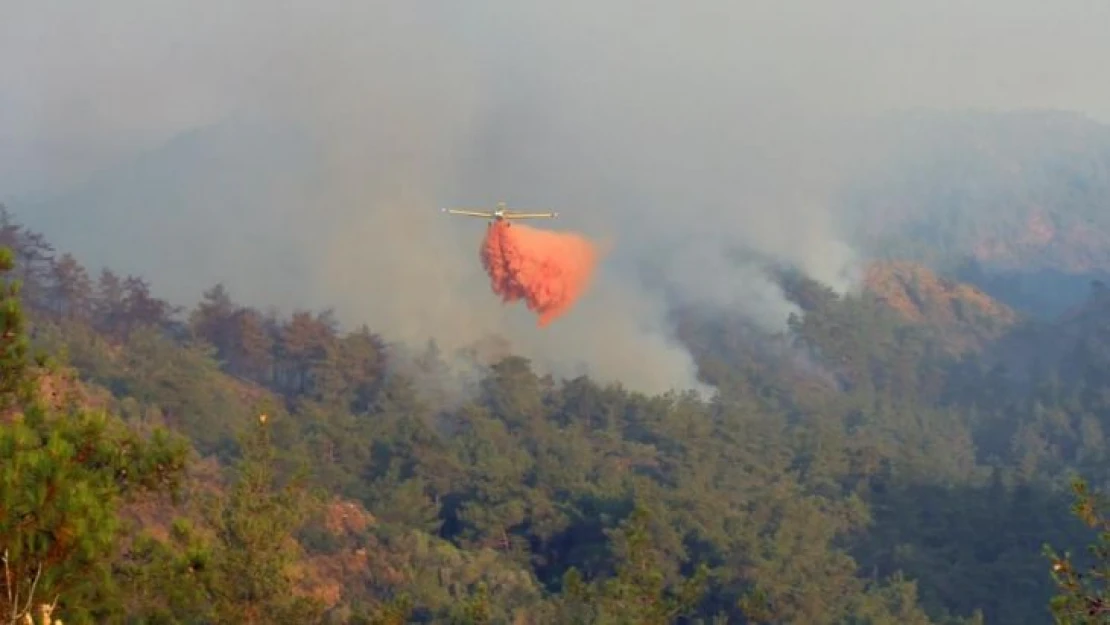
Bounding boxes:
480 221 599 327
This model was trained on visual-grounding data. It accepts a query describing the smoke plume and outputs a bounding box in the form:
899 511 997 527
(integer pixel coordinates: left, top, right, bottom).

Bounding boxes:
4 1 1110 397
480 221 599 327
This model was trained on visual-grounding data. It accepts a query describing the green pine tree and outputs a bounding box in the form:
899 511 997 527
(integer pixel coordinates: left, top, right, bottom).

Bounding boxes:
203 412 326 624
557 503 709 624
0 245 190 623
1044 477 1110 624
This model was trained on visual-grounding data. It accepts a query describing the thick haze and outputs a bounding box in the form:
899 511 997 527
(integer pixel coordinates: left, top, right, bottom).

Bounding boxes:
2 1 1109 395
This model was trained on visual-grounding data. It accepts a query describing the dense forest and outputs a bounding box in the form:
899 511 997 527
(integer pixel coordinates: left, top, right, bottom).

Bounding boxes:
4 200 1110 624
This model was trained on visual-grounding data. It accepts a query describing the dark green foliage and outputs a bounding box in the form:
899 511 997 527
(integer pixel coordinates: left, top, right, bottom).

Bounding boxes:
0 246 31 410
555 504 709 624
7 199 1110 623
112 518 216 623
0 245 189 623
0 409 189 623
450 583 492 625
111 414 327 624
202 415 325 624
1045 477 1110 624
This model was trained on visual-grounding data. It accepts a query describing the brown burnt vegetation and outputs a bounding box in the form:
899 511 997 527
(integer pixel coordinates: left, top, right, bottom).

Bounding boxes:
864 260 1018 353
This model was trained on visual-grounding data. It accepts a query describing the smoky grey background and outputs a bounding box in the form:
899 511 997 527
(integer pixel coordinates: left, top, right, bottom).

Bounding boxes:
2 1 1108 396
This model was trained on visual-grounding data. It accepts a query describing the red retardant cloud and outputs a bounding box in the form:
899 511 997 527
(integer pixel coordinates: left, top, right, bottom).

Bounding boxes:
480 221 599 327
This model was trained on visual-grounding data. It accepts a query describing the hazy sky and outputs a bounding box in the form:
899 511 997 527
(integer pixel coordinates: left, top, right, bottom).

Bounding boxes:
2 0 1108 395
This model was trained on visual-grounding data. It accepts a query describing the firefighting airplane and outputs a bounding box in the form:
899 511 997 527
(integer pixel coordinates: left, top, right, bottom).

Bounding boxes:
440 202 559 226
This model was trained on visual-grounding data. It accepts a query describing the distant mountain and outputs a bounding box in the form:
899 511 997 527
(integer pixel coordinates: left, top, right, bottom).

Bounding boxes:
840 109 1110 317
17 107 1110 323
16 116 320 308
843 109 1110 270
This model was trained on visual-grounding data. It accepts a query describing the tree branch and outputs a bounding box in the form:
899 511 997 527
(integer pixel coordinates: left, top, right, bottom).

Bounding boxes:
19 563 42 622
3 549 17 625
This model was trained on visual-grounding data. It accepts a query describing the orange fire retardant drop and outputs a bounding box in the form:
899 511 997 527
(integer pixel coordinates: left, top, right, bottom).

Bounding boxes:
480 220 599 327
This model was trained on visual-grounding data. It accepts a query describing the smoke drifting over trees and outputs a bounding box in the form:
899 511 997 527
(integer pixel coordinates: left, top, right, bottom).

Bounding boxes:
3 1 1110 393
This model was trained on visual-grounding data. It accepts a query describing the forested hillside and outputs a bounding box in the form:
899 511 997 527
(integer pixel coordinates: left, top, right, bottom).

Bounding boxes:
4 203 1110 624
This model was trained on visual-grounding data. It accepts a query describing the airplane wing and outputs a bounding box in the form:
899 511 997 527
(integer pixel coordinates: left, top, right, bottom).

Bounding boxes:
442 208 495 218
503 211 559 219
